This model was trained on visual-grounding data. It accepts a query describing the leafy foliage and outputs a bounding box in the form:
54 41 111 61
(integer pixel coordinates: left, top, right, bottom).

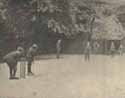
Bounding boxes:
36 0 95 38
0 0 123 54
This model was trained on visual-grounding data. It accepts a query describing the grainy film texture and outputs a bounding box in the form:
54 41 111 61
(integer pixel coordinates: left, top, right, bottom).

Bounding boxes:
0 0 125 98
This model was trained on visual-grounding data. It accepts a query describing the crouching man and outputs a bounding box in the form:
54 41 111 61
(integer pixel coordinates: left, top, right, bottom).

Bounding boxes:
27 44 38 76
3 47 24 79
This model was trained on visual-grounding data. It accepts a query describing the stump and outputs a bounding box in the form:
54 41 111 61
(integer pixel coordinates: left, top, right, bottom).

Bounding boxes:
20 57 26 79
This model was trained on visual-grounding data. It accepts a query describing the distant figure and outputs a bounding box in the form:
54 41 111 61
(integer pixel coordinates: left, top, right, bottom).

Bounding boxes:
56 39 62 59
84 41 91 61
3 47 24 79
119 43 123 56
93 41 100 54
110 42 115 56
27 44 38 76
0 49 2 62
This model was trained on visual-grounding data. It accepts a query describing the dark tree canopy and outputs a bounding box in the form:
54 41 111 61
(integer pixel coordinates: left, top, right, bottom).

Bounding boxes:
0 0 124 54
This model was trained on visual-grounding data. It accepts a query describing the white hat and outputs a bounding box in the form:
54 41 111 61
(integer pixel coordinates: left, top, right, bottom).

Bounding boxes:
32 44 38 48
17 46 24 52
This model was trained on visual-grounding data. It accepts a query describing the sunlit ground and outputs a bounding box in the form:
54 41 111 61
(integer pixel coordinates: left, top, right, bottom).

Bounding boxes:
0 54 125 98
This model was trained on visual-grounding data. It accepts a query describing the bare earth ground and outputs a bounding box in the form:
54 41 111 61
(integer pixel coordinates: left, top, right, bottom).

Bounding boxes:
0 54 125 98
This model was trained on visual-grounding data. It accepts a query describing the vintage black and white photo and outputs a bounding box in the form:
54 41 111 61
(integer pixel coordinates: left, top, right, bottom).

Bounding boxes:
0 0 125 98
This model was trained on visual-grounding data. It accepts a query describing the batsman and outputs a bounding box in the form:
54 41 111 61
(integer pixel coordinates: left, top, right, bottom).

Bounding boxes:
27 44 38 76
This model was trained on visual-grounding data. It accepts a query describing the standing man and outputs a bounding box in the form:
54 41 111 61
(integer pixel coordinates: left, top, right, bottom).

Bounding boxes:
84 41 91 61
110 42 115 57
27 44 38 76
56 39 62 59
119 43 123 56
93 41 100 54
3 47 24 79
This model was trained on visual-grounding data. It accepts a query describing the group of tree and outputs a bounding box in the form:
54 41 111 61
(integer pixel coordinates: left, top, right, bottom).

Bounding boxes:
0 0 124 54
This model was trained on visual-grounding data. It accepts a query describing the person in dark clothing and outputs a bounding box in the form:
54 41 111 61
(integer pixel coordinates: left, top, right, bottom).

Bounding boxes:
56 39 62 59
3 47 24 79
27 44 38 76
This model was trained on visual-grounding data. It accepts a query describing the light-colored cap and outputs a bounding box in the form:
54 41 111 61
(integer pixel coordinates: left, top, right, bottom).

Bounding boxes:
17 46 24 52
32 44 38 48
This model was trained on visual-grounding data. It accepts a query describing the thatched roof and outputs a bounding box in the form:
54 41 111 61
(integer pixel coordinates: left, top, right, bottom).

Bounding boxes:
92 15 124 40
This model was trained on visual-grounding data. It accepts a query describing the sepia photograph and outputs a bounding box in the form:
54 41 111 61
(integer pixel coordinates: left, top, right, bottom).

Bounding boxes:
0 0 125 98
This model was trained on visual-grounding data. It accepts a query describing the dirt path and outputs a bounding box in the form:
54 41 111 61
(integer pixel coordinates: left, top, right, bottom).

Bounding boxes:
0 54 125 98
